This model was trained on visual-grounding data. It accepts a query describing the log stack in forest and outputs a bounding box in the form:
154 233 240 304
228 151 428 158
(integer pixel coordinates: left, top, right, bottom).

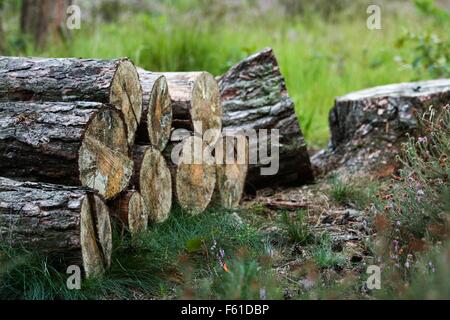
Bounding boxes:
0 56 146 275
217 48 314 192
0 49 317 274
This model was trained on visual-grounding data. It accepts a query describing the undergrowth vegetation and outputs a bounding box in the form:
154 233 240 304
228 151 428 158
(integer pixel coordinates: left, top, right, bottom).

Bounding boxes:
371 105 450 299
0 0 449 300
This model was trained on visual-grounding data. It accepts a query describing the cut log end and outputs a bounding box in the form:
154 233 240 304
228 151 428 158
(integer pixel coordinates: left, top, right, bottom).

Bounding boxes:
110 59 143 146
79 108 133 200
164 72 222 145
214 135 248 209
147 76 172 151
109 190 148 235
191 72 222 145
176 136 216 215
138 147 172 223
80 193 112 278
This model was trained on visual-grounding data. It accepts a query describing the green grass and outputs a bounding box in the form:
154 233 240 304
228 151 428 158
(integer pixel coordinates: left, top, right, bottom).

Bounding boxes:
312 236 347 269
329 175 368 208
280 210 315 245
3 1 446 147
0 206 265 300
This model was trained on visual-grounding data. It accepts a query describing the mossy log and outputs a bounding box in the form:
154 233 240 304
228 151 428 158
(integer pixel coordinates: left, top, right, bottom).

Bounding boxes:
136 68 172 151
218 48 314 191
0 57 142 145
312 79 450 176
0 101 133 200
0 177 112 278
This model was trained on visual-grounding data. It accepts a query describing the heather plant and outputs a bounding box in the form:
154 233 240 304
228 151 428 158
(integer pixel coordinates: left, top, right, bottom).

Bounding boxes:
373 106 450 297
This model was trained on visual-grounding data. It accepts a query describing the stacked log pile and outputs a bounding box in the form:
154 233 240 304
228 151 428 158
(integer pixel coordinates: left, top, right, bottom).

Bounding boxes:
0 50 315 275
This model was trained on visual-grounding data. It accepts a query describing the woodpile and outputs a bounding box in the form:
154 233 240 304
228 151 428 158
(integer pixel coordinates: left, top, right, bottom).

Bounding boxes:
0 49 316 275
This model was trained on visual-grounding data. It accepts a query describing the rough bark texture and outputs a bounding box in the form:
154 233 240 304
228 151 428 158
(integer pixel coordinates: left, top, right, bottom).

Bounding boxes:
218 48 314 191
0 177 112 277
311 79 450 177
213 134 248 209
175 136 216 215
136 68 172 151
0 57 142 145
0 101 133 200
109 190 148 236
132 145 172 223
160 72 222 145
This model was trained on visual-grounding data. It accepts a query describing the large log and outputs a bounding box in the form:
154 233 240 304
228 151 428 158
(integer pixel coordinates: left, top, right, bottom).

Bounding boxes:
0 177 112 278
311 79 450 177
217 48 314 191
160 72 222 145
169 136 216 215
0 101 133 200
0 57 142 145
132 145 172 223
136 68 172 151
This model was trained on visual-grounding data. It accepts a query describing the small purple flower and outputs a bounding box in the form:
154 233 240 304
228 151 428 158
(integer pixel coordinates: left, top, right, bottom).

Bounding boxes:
259 288 267 300
418 136 428 144
219 249 225 258
393 240 399 253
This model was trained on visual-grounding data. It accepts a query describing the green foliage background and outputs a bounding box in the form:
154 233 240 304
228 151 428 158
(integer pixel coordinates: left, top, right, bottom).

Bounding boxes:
2 0 448 146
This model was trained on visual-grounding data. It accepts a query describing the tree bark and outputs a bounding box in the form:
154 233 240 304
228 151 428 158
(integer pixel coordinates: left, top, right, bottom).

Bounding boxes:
136 68 172 151
0 101 133 200
217 48 314 192
312 79 450 177
132 145 172 223
20 0 72 49
0 57 142 145
169 136 216 215
109 190 147 236
159 72 222 145
0 177 112 278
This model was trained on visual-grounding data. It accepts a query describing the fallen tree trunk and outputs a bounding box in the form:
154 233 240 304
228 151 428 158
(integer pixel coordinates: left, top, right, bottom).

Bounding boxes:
109 190 148 236
0 177 112 278
311 79 450 177
160 72 222 145
0 101 133 200
0 57 142 145
213 134 248 209
132 145 172 223
136 68 172 151
168 136 216 215
217 48 314 191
